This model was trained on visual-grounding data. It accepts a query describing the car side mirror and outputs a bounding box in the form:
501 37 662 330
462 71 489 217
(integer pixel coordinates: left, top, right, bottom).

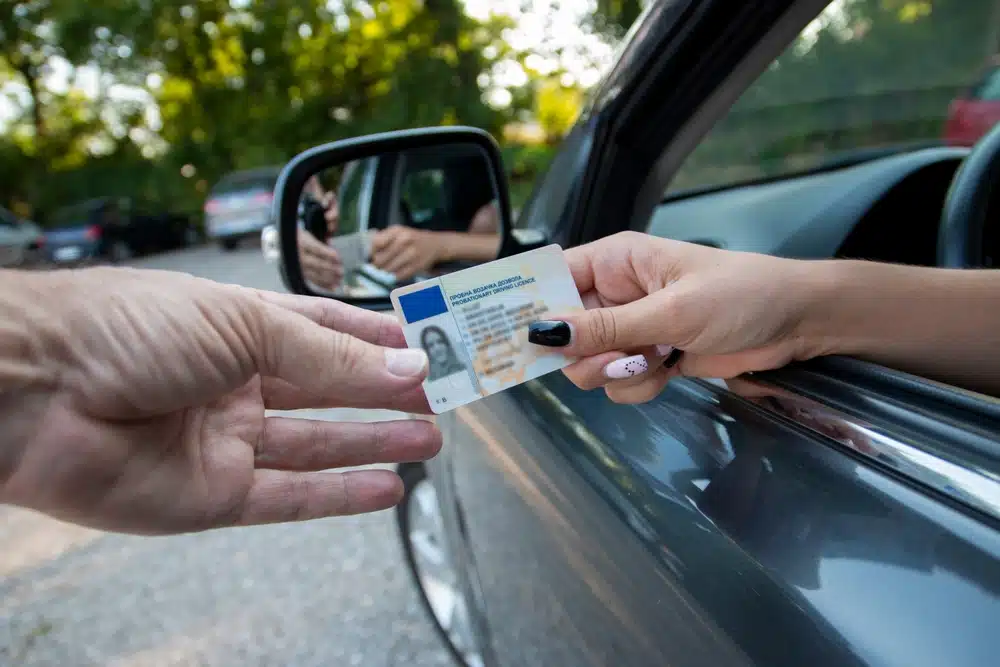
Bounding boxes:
272 126 544 307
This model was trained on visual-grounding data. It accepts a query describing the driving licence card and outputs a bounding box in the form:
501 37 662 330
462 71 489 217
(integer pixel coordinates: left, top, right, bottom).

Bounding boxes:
390 244 584 414
328 230 375 277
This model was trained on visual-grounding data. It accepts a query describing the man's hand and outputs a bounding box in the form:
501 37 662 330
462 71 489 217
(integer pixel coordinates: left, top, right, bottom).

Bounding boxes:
0 267 438 535
299 228 344 290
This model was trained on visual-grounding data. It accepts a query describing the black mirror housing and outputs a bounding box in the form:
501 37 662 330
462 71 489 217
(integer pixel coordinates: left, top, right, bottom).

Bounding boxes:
273 126 539 307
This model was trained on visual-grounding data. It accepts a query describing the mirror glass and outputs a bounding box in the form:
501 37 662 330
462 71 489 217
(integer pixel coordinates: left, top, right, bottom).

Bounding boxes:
293 142 501 297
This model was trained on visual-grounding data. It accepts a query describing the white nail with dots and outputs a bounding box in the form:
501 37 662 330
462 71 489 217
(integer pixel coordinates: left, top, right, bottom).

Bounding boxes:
604 354 650 380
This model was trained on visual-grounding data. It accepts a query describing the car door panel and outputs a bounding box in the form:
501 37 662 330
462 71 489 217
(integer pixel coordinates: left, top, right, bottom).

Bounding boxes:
449 383 753 667
451 370 1000 667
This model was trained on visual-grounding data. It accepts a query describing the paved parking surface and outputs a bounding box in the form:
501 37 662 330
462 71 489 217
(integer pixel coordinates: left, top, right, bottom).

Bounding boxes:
0 243 451 667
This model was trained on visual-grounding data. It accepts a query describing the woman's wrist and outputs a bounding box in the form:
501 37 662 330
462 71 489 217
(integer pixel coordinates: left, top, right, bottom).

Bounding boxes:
436 232 500 264
789 259 1000 389
790 258 926 360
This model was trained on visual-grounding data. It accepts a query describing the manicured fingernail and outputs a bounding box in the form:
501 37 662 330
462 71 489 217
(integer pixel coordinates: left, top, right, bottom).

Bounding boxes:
655 344 675 356
604 354 650 379
385 348 428 377
663 348 683 369
528 320 571 347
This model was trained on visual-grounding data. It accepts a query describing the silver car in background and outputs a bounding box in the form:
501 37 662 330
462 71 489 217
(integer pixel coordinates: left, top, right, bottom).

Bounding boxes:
204 166 281 251
0 206 44 268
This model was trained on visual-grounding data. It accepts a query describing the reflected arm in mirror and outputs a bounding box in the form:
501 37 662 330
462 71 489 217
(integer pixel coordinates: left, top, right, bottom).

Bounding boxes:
369 225 501 282
468 200 500 235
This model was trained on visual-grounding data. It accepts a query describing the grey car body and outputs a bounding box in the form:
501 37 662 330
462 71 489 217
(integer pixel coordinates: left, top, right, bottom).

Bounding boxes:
278 0 1000 665
412 1 1000 666
205 166 282 250
0 206 43 268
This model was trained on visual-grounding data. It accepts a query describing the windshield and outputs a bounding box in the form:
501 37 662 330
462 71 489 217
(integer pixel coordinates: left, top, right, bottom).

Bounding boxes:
668 0 1000 195
48 201 104 229
0 207 20 227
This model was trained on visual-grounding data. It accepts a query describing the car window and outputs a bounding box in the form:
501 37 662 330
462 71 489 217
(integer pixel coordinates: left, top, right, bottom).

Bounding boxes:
516 119 594 237
0 208 17 228
664 0 1000 196
971 67 1000 101
401 168 446 223
211 171 279 196
49 202 93 229
337 157 376 234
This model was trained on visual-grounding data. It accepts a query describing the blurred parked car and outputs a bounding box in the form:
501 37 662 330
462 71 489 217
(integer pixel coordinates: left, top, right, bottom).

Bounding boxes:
44 197 196 266
0 206 44 268
944 57 1000 147
204 166 281 251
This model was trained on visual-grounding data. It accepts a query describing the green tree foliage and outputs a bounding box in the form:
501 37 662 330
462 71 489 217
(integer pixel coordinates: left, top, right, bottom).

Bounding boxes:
591 0 644 40
671 0 1000 192
0 0 165 218
0 0 516 221
5 0 996 221
535 78 583 144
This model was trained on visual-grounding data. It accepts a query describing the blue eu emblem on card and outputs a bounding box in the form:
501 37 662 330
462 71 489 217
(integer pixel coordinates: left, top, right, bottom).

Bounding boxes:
398 285 449 324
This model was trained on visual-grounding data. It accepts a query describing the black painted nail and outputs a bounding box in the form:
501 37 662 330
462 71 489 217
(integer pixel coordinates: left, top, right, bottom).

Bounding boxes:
663 348 683 369
528 320 571 347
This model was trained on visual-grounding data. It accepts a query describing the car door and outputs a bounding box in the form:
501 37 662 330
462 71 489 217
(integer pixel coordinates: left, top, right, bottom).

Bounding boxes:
444 1 1000 666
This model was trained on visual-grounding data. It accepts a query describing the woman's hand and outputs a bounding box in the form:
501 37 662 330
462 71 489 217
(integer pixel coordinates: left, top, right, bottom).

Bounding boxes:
299 228 344 289
370 226 441 281
529 232 820 403
0 268 438 534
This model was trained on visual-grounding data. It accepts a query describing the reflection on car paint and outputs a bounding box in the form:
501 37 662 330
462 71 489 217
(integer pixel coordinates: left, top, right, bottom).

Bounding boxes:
726 376 1000 522
478 371 1000 667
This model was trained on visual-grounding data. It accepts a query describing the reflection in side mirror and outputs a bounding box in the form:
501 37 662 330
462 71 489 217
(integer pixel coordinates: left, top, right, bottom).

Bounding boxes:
289 138 502 299
273 127 519 306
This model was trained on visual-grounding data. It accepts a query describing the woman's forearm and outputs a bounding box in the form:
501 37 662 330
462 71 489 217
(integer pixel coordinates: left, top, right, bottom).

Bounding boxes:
797 260 1000 392
438 232 501 264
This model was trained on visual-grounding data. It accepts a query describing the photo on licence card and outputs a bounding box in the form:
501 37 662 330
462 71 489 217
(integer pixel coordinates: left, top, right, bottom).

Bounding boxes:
390 244 584 414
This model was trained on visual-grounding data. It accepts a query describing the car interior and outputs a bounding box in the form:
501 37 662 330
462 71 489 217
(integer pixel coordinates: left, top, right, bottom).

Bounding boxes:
619 0 1000 281
649 146 976 267
376 143 496 234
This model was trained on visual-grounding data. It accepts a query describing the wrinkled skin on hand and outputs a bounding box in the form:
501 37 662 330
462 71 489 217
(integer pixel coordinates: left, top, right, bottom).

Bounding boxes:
0 267 438 535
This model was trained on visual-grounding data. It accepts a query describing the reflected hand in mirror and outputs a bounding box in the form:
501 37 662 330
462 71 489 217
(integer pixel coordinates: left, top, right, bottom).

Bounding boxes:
295 142 502 297
298 227 343 290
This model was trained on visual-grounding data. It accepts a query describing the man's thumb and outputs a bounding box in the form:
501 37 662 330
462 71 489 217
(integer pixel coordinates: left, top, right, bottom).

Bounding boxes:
256 302 429 405
529 295 668 356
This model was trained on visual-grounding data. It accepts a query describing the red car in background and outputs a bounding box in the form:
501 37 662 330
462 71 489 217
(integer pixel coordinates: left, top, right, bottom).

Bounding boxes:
944 57 1000 146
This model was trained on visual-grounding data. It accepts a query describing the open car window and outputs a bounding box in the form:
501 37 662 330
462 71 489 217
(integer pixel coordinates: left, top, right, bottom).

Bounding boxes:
665 0 1000 196
401 168 446 224
337 157 377 235
971 66 1000 101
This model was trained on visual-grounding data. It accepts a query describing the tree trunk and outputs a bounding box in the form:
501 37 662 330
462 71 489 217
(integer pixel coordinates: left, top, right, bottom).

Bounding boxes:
18 63 44 141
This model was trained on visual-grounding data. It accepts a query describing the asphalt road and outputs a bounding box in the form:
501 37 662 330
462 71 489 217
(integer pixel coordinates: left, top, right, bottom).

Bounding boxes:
0 243 452 667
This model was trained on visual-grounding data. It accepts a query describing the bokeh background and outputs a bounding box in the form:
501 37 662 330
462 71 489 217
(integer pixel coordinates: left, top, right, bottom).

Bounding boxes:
3 0 995 229
2 0 999 665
